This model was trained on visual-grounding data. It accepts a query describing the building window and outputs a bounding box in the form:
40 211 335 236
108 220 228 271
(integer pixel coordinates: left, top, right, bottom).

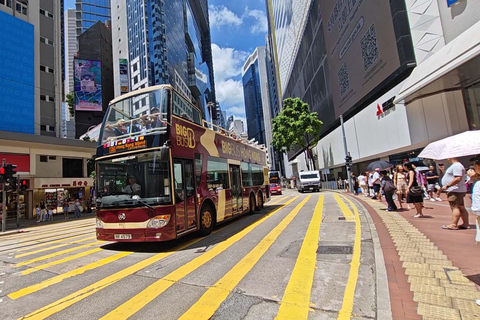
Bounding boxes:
40 155 48 162
16 0 27 15
40 8 54 19
40 94 54 102
40 65 54 74
0 0 12 9
40 36 54 46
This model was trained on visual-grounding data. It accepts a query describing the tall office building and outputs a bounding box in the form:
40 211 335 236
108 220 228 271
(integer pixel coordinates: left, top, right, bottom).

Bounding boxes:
242 47 275 169
75 0 111 36
111 0 216 118
64 9 77 96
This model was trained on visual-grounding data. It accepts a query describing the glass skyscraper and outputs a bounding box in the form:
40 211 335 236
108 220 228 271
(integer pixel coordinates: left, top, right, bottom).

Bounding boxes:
76 0 111 36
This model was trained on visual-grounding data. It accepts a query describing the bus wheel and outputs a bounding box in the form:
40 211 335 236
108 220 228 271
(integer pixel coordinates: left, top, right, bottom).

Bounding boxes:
256 192 263 211
248 194 256 214
199 205 214 236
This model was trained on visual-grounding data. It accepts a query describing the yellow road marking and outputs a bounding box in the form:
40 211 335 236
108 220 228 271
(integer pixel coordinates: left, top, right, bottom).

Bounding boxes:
178 196 312 320
15 236 96 258
18 237 204 320
10 251 132 299
21 248 103 275
268 195 289 205
334 194 355 221
276 195 324 319
16 233 94 252
337 195 362 320
15 241 103 267
99 196 299 320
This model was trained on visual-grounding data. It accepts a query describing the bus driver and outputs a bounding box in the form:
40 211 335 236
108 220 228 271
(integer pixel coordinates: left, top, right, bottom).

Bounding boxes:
124 176 141 195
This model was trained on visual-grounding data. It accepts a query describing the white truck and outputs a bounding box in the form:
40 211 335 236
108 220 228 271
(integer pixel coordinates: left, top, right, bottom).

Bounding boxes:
297 171 321 193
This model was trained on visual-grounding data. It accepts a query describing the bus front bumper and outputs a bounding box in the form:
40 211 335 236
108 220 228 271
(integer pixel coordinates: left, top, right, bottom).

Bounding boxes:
96 228 175 242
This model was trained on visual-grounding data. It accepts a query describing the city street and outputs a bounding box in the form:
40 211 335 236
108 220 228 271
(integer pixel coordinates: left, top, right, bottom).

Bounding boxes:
0 190 386 320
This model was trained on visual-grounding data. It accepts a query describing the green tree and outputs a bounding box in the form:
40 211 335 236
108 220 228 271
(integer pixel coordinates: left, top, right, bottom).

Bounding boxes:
66 92 75 117
272 98 323 170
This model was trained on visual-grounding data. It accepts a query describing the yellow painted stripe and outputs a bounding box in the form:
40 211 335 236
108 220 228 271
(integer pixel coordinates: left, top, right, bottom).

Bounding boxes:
15 241 103 267
16 233 94 252
21 248 103 275
334 194 355 221
10 251 132 299
15 236 96 258
18 237 204 320
99 196 299 320
337 195 362 320
178 196 312 320
276 195 324 319
268 195 289 205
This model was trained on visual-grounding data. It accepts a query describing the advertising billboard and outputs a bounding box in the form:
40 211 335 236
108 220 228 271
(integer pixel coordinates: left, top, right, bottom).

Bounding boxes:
119 58 129 95
319 0 401 118
74 59 102 111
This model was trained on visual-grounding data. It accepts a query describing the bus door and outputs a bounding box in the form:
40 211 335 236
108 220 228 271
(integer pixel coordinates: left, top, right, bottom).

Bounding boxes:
173 159 196 233
229 164 242 214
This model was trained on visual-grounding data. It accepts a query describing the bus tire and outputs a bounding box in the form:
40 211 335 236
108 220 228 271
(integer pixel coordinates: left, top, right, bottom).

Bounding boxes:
199 205 214 236
256 192 263 211
248 194 256 215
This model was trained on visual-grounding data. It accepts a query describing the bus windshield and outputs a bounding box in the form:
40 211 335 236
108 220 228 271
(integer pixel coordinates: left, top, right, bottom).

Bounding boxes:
99 89 169 144
96 151 171 208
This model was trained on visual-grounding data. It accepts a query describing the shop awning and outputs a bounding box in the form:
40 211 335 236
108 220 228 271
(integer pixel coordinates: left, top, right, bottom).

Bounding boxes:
394 20 480 104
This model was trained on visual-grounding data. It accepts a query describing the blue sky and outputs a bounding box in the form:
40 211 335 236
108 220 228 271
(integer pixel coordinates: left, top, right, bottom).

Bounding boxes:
65 0 269 124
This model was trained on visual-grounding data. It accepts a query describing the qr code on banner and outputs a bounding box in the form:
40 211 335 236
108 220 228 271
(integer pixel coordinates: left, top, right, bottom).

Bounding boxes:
338 62 350 96
361 24 379 71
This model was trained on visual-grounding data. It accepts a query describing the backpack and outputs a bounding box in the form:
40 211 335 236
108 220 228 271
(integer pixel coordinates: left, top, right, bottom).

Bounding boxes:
383 179 396 193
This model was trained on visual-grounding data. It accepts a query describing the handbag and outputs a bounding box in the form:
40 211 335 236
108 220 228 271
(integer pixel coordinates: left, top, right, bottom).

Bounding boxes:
383 180 396 193
409 186 423 196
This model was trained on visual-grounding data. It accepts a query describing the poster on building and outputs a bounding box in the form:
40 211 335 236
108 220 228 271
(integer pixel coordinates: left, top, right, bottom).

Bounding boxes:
74 59 102 111
319 0 401 119
119 58 129 95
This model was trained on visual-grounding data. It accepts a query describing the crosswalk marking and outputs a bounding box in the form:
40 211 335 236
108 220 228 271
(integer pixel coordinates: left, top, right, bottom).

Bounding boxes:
178 196 311 320
9 251 132 299
14 233 94 253
15 241 103 267
276 195 324 319
15 236 96 258
98 196 298 320
21 247 103 275
337 195 362 320
18 237 204 320
334 194 355 221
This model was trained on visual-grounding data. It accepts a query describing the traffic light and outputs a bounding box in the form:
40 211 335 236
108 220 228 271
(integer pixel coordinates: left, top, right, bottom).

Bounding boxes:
4 164 17 180
0 165 4 183
345 155 353 167
20 179 29 191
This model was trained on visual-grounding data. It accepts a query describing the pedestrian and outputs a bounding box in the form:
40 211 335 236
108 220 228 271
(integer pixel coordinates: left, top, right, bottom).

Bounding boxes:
368 172 374 197
441 158 469 230
425 165 442 201
371 168 382 200
39 201 46 222
405 162 424 218
394 165 408 210
35 205 40 222
358 172 368 195
74 199 81 219
467 156 480 244
380 170 397 211
63 200 69 219
350 172 358 194
337 177 343 190
48 206 54 221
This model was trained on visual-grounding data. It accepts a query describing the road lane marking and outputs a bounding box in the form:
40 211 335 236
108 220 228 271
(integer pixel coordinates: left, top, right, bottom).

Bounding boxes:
276 195 324 319
21 248 104 275
18 237 204 320
10 251 132 299
15 236 96 258
15 241 103 267
334 194 355 221
337 195 361 320
178 196 312 320
99 196 299 320
15 233 94 252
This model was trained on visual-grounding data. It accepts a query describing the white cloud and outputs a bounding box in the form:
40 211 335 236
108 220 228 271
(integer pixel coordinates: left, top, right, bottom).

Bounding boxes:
227 106 246 116
211 43 248 82
215 79 245 107
246 9 268 34
209 5 242 28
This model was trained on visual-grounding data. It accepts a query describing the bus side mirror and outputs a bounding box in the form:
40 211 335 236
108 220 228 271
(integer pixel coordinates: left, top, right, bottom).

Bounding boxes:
160 147 170 161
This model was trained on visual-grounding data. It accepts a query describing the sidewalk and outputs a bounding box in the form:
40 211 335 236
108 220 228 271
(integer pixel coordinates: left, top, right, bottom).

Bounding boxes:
354 192 480 320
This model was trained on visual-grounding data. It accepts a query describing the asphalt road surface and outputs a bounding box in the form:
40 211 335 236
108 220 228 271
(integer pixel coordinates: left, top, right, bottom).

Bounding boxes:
0 190 389 320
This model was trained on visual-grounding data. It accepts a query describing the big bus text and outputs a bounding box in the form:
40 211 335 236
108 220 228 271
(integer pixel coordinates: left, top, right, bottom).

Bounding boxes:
95 85 270 242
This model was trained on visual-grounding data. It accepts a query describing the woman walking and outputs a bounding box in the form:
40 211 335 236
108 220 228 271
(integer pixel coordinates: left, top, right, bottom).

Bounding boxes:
405 162 424 218
394 165 409 210
358 172 368 196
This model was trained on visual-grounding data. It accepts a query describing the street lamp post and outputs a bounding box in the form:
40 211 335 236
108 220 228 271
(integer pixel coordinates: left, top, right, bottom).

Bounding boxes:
340 115 353 193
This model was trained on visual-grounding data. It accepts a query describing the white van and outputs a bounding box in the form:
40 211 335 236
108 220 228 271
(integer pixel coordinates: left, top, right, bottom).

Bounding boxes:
297 171 321 193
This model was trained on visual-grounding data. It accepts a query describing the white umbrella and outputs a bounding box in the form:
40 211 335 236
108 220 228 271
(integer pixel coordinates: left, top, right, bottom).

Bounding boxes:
419 131 480 160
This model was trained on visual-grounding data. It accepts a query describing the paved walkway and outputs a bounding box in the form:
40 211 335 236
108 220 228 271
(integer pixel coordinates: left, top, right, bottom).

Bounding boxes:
353 192 480 320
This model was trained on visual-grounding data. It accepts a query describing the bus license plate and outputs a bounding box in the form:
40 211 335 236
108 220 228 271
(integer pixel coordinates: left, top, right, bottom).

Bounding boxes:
114 234 132 240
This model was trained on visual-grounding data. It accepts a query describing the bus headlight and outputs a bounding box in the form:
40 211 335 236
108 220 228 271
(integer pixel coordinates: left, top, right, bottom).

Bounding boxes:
96 218 103 229
147 215 170 229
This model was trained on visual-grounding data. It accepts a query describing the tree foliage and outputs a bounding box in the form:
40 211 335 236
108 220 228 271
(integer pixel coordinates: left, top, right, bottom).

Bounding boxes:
272 98 323 170
66 92 75 117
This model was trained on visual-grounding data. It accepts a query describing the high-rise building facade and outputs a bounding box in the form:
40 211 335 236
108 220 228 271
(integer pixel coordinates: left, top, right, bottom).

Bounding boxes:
75 0 111 36
64 9 77 96
242 47 275 169
111 0 215 119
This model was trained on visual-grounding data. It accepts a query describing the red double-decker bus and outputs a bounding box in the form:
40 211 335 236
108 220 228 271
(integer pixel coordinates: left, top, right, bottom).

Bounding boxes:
95 85 270 242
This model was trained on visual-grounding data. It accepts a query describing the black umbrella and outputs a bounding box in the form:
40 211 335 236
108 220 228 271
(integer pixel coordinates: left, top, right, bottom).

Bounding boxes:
366 160 392 172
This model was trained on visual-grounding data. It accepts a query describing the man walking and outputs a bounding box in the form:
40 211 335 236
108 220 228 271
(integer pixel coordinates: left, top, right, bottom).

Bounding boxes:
371 168 382 200
425 165 442 201
441 158 469 230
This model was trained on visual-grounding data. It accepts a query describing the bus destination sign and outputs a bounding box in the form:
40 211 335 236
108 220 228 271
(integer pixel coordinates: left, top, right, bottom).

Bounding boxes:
103 136 147 154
